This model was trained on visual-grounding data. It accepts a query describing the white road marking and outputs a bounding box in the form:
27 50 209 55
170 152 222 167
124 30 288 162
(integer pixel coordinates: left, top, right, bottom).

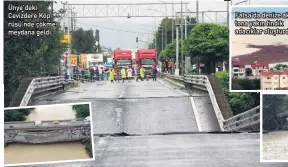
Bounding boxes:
190 97 203 132
158 79 189 96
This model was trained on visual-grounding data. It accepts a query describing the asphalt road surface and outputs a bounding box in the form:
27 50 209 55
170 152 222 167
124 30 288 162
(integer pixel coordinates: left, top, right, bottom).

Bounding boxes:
17 79 285 166
12 133 288 167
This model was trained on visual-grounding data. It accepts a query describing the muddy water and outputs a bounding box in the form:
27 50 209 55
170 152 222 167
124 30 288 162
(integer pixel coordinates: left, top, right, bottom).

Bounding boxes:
5 105 90 165
262 131 288 160
26 105 76 121
4 142 90 165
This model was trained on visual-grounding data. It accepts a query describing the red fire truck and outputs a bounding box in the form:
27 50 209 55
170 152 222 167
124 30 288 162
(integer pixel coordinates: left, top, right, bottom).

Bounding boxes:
136 49 158 78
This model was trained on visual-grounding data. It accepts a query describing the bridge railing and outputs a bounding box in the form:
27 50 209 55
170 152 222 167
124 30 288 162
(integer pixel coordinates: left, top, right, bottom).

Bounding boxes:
223 106 260 131
161 73 260 132
12 76 74 107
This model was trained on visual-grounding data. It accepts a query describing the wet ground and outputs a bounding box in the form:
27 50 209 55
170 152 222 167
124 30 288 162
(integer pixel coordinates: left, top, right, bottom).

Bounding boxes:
262 130 288 160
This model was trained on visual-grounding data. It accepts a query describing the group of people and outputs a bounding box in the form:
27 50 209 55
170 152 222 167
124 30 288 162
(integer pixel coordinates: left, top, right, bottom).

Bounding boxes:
108 64 158 83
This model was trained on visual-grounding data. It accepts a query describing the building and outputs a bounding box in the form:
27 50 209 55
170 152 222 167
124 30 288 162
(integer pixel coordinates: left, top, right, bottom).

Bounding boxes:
232 59 246 78
260 68 288 90
251 61 269 77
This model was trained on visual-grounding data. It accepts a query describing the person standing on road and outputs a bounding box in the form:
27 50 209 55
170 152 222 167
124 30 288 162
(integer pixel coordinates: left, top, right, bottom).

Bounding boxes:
121 67 127 82
136 66 142 81
127 66 133 82
151 63 157 81
109 68 115 83
140 66 145 81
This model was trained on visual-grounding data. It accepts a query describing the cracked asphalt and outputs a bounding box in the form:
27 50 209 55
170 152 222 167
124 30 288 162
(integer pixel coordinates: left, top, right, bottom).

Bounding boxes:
13 79 287 166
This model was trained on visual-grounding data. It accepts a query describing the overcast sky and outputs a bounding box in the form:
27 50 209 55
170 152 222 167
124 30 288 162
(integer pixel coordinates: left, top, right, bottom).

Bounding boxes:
54 0 288 50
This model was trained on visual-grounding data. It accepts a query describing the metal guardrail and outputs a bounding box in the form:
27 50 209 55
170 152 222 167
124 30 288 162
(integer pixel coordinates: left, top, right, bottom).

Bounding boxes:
19 76 74 107
223 106 260 131
161 73 260 132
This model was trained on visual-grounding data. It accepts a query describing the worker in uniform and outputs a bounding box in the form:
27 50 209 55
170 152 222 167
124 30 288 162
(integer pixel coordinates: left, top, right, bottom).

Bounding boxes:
140 66 145 81
121 67 127 82
109 67 115 83
127 67 133 82
136 66 142 81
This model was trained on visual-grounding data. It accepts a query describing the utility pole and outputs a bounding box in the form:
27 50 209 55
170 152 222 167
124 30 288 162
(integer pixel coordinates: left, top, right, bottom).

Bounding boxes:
154 19 157 50
161 26 163 50
165 3 167 47
180 0 184 75
172 1 174 41
70 8 74 31
175 25 179 76
196 0 199 23
227 1 229 27
184 3 187 39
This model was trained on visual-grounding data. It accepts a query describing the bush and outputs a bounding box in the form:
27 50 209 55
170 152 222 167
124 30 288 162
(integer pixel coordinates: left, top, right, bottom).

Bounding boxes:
232 78 260 90
217 73 260 115
4 110 26 122
215 71 228 79
73 104 90 118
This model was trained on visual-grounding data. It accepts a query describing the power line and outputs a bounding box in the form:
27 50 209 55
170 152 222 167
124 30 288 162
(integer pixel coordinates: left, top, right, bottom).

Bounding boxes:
76 22 151 36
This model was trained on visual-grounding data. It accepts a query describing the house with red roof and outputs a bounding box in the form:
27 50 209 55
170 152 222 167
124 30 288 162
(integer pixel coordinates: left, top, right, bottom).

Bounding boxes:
260 68 288 90
251 61 269 77
231 59 246 78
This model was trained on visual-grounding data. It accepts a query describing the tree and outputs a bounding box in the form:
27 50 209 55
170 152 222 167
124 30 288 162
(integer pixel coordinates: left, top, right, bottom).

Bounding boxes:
94 29 101 53
149 17 196 56
4 1 66 107
72 28 96 53
263 94 288 130
274 64 288 70
159 39 185 63
245 68 252 76
218 73 260 115
73 104 90 118
184 23 228 74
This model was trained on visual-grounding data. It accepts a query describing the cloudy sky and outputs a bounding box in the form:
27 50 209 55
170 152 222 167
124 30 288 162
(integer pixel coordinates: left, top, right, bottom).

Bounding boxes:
53 0 288 50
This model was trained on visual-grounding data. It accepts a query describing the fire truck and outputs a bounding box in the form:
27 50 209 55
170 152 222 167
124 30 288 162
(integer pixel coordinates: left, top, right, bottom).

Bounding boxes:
136 49 158 78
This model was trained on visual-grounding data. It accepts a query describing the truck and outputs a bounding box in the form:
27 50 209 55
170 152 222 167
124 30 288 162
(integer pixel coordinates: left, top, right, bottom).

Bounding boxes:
113 50 133 70
79 53 104 69
136 49 158 78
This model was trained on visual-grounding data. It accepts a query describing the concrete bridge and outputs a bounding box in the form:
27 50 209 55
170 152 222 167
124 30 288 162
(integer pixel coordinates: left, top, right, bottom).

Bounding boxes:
10 74 263 166
4 120 91 145
4 119 90 131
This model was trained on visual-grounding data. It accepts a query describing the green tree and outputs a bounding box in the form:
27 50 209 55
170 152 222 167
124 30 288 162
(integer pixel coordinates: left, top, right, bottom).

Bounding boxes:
218 73 260 115
159 39 186 62
245 68 252 76
149 17 196 57
263 94 288 130
274 64 288 70
73 104 90 118
5 110 26 122
4 1 65 107
184 23 228 74
72 28 96 53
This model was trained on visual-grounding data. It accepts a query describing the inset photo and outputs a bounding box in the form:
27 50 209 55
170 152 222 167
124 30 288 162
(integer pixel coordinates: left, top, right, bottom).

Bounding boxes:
262 93 288 162
230 6 288 91
4 103 94 166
